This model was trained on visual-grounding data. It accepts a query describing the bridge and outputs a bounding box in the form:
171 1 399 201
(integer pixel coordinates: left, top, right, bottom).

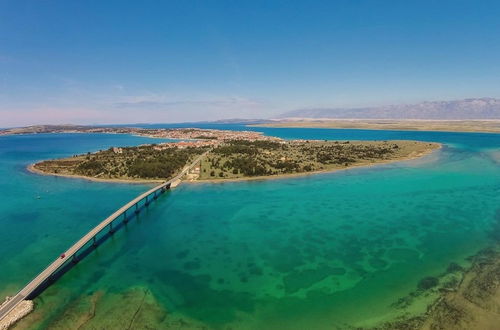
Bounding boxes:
0 151 209 321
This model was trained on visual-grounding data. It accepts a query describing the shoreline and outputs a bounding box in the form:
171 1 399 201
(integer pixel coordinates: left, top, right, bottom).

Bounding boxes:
28 143 441 185
191 144 440 184
421 245 500 329
375 244 500 329
27 164 163 184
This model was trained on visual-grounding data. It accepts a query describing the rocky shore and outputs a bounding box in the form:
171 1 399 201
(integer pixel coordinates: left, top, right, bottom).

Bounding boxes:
374 246 500 330
0 298 33 330
421 247 500 329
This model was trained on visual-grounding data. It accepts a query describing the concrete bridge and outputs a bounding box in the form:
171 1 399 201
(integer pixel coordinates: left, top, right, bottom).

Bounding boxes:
0 151 208 321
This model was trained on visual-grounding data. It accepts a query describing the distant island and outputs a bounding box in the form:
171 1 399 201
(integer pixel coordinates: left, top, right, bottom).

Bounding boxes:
24 127 440 183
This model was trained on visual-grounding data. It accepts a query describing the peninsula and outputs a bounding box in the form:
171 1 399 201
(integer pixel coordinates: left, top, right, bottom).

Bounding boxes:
27 127 440 183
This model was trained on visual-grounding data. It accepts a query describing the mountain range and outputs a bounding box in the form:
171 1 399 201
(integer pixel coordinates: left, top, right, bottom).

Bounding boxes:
277 98 500 120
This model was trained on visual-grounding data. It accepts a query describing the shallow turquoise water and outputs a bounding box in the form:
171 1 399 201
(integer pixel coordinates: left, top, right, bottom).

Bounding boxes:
0 134 169 294
1 129 499 329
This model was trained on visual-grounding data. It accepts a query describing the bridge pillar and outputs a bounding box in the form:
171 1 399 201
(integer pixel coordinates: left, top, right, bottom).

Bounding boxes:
145 195 150 207
92 236 97 247
135 203 139 214
123 210 128 223
154 191 158 200
166 183 171 190
72 255 78 264
109 221 114 234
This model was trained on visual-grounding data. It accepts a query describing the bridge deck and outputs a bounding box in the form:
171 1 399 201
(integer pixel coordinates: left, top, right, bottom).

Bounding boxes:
0 151 208 321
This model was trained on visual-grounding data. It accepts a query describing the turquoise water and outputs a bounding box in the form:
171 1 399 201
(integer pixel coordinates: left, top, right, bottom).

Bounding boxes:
1 129 499 329
0 134 170 295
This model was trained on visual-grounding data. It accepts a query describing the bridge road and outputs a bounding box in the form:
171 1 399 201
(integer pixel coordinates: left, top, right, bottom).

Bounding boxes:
0 151 209 321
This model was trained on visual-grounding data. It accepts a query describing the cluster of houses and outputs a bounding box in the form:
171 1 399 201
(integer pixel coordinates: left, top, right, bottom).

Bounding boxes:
146 128 279 142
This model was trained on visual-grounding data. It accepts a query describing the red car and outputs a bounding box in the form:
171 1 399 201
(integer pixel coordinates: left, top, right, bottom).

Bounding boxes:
60 253 66 259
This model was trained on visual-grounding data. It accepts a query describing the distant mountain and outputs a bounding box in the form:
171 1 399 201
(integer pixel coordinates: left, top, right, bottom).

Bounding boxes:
277 98 500 120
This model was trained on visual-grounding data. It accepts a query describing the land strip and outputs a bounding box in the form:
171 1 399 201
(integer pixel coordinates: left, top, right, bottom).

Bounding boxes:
253 119 500 133
30 138 440 183
0 125 278 143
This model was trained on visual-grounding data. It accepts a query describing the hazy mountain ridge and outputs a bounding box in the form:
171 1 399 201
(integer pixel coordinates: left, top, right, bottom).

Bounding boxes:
277 98 500 120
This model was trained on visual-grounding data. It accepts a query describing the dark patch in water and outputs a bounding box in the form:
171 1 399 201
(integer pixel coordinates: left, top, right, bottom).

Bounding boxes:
248 266 263 276
369 258 388 269
183 260 201 270
154 269 258 326
175 250 189 259
417 276 439 290
267 246 304 272
446 262 463 273
330 267 346 275
8 211 40 222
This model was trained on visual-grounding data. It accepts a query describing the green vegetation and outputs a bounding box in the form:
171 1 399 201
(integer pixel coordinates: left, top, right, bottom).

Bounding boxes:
34 145 209 180
198 140 438 180
33 139 439 182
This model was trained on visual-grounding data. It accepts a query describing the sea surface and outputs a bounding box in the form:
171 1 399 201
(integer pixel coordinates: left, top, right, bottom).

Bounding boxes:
0 127 499 329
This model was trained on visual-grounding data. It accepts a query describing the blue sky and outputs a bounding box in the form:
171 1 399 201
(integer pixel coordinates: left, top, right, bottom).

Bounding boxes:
1 1 500 126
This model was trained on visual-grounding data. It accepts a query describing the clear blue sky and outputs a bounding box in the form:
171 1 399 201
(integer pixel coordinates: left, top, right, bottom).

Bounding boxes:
1 0 500 126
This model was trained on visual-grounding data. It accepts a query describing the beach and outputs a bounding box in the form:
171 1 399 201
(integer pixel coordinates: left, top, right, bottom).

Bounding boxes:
27 164 164 184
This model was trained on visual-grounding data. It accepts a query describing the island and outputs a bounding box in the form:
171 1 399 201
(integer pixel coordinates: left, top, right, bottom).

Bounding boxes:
27 127 440 183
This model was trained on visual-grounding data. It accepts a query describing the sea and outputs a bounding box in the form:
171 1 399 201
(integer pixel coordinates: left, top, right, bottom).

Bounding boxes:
0 126 499 329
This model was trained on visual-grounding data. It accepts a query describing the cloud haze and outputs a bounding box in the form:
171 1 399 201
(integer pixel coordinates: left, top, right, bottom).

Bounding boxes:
0 93 274 127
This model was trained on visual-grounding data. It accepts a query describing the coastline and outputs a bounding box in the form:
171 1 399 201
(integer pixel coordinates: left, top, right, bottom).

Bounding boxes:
377 245 500 330
422 246 500 329
251 120 500 134
26 164 163 184
28 142 441 185
190 143 441 184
